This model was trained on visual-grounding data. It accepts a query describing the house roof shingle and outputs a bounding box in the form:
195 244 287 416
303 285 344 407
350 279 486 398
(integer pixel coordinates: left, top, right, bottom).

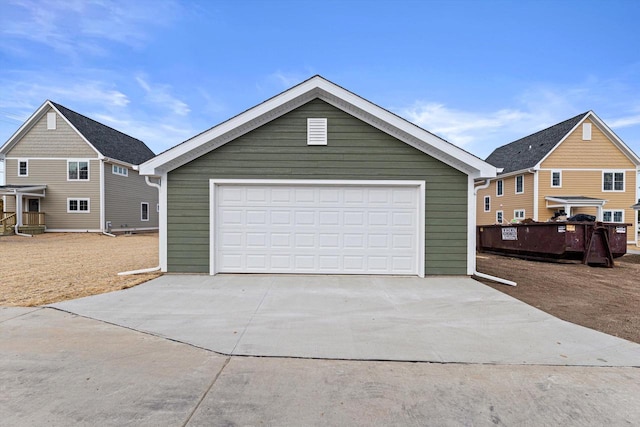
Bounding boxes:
51 102 155 165
485 112 588 174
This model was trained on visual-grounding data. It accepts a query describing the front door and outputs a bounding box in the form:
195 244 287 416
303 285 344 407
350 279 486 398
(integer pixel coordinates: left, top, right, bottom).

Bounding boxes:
28 199 39 212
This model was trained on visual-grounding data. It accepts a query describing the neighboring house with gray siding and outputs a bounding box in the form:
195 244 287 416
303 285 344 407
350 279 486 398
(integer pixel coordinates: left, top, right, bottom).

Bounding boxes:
140 76 496 276
0 100 158 234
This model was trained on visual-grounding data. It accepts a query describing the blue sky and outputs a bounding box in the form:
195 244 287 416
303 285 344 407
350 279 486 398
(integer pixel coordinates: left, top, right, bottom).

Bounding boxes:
1 0 640 161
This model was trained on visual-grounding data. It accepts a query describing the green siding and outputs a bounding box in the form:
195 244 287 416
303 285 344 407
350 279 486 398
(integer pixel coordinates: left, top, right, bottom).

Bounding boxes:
167 98 468 275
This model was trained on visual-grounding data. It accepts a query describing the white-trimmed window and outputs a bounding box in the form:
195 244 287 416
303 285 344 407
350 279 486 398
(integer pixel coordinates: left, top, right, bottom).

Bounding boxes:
515 175 524 194
514 209 525 221
496 179 503 197
68 160 89 181
112 164 128 176
484 195 491 212
551 170 562 188
68 198 90 213
496 210 504 224
603 210 624 223
603 171 624 191
47 112 57 130
141 202 149 221
18 159 28 177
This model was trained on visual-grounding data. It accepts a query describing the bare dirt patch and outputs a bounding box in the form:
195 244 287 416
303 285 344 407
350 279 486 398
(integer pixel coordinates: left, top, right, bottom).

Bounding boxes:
0 233 160 307
476 252 640 344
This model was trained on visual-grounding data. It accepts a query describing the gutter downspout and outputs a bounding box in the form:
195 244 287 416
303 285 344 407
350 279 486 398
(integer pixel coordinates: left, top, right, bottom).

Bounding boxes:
15 228 33 237
117 175 162 276
14 193 32 237
473 178 517 287
118 266 161 276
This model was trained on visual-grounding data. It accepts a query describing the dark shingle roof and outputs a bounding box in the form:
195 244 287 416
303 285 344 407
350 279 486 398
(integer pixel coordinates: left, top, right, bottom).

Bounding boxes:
51 102 155 165
485 112 588 174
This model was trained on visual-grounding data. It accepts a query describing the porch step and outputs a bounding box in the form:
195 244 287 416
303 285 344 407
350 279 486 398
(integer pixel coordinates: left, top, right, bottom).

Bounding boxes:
0 225 15 236
17 225 45 235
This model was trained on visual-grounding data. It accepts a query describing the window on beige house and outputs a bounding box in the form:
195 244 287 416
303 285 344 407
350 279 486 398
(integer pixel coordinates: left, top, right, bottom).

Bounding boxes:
18 160 28 176
603 171 624 191
515 175 524 194
68 160 89 181
68 198 90 213
603 210 624 223
141 202 149 221
514 209 525 221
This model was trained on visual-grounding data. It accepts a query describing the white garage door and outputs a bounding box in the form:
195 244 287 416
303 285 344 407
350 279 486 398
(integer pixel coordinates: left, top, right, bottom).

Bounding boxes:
211 180 425 276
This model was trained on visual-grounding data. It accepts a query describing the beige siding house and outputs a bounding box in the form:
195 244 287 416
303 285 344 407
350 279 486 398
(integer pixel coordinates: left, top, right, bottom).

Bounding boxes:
0 100 158 234
476 111 640 245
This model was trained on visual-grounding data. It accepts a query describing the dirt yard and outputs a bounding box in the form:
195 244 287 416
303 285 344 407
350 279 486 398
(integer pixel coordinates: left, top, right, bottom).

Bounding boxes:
476 252 640 344
0 233 160 306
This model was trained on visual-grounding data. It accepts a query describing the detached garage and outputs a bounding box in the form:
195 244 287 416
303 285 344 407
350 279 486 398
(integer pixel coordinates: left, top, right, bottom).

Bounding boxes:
140 76 496 277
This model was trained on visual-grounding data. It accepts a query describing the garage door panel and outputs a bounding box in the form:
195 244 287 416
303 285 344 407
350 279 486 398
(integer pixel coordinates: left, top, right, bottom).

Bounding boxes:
214 183 422 275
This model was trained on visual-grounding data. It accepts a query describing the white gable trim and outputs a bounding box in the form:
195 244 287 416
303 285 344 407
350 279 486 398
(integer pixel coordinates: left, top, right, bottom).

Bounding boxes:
48 102 103 157
535 111 640 169
140 76 496 179
0 100 102 158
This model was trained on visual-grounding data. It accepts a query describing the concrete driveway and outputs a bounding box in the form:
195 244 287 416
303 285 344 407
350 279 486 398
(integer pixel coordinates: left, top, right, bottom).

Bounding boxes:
50 274 640 366
4 275 640 426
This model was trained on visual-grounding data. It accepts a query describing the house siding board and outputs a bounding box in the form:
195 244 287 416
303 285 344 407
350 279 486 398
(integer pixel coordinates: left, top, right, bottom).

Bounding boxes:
538 169 637 223
7 108 97 158
476 173 535 225
542 119 636 170
537 120 637 226
5 158 100 229
167 99 468 275
104 163 159 230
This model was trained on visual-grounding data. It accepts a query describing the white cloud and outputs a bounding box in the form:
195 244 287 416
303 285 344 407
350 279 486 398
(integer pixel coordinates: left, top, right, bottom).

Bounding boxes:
270 71 308 88
136 75 190 116
1 0 180 58
401 102 534 146
0 73 192 153
606 113 640 129
398 81 640 158
0 80 129 110
93 113 193 153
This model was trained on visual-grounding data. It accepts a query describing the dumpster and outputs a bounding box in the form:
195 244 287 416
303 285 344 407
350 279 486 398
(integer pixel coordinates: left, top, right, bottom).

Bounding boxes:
477 222 629 267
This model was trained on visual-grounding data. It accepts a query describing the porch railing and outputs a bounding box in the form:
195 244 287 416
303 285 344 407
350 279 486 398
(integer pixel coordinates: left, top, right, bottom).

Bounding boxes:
22 212 46 226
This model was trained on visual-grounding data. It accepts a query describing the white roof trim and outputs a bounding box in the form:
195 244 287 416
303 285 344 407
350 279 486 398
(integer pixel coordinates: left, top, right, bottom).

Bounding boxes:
0 100 102 157
0 185 47 196
545 196 607 206
140 76 496 178
535 111 640 169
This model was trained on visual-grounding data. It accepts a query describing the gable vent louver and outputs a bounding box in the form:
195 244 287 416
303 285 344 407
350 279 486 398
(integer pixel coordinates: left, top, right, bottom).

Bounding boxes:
307 118 327 145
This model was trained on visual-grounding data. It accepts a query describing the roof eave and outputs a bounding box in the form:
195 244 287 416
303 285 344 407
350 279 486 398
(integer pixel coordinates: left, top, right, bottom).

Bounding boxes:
140 76 496 178
0 100 51 155
587 111 640 166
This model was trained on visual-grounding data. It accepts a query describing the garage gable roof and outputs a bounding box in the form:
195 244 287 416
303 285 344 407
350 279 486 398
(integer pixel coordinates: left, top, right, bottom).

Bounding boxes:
139 76 496 178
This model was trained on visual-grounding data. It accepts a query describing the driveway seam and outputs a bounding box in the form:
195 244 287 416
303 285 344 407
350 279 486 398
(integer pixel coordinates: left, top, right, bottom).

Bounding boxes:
182 356 231 427
230 279 273 355
0 307 43 324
